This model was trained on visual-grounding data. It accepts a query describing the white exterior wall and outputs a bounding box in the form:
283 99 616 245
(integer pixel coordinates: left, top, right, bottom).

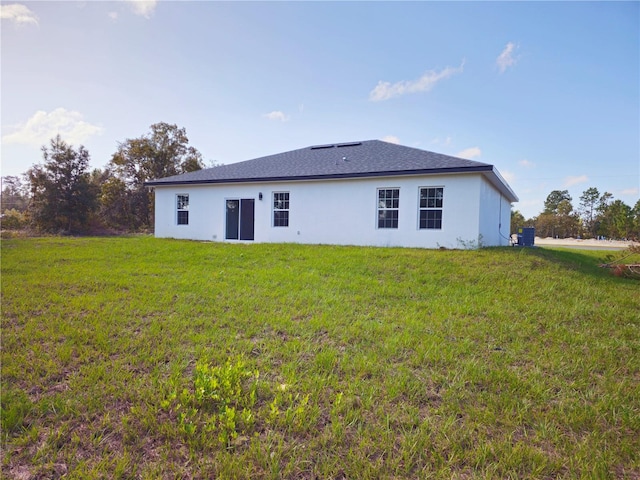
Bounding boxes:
154 173 505 249
478 176 512 247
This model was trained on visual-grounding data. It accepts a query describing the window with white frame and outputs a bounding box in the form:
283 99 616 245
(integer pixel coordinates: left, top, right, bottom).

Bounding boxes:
377 188 399 229
177 194 189 225
419 187 443 229
273 192 289 227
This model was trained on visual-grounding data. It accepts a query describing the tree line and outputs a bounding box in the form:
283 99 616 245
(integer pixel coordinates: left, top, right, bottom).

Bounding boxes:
2 126 639 240
1 122 205 234
511 188 640 241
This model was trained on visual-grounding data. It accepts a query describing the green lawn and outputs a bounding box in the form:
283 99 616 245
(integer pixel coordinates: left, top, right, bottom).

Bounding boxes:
2 237 639 479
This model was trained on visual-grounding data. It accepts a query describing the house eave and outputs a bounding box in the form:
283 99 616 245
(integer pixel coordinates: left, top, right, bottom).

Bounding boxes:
483 167 519 203
145 165 496 188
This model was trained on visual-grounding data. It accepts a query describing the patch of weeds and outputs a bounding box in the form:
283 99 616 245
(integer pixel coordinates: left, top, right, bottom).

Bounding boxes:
456 234 485 249
162 355 318 451
162 355 314 449
266 382 311 432
162 356 258 446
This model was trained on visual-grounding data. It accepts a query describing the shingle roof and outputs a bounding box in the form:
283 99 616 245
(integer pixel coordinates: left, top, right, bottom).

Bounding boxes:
145 140 518 202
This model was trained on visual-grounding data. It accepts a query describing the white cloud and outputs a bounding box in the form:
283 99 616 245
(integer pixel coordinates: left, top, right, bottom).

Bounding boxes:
563 174 588 187
369 61 464 101
620 187 639 196
497 42 519 73
456 147 482 160
126 0 157 18
519 159 535 168
108 11 119 20
0 3 39 25
381 135 400 144
263 111 289 122
2 108 103 147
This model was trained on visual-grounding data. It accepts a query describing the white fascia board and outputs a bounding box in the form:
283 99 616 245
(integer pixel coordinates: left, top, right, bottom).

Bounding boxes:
483 168 519 203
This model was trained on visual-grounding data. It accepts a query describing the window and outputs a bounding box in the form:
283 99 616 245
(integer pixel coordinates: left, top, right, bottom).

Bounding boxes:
419 187 443 229
378 188 399 229
273 192 289 227
177 194 189 225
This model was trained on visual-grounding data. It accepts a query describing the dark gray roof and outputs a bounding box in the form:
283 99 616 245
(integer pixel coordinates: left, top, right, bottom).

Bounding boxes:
146 140 518 201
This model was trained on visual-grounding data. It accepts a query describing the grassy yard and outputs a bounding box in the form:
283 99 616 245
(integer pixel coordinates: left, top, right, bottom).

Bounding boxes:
1 237 639 479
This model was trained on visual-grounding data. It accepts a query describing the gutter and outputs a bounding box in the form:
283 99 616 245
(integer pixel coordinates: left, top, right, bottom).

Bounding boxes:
144 165 496 187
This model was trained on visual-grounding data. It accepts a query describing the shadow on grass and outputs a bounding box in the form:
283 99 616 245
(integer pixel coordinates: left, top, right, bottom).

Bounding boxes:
526 246 639 282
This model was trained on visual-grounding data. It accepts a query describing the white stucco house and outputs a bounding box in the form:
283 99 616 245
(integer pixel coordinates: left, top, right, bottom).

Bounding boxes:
145 140 518 249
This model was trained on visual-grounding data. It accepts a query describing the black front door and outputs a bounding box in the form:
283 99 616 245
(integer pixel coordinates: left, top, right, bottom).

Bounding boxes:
225 198 254 240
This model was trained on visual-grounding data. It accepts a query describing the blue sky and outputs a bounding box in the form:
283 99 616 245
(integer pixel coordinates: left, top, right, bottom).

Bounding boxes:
2 1 638 218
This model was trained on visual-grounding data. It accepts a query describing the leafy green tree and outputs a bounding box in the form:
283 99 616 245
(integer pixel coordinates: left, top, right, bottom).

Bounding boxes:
590 191 613 237
99 175 135 230
632 199 640 240
578 187 600 237
533 213 554 238
108 122 204 230
598 199 633 239
543 190 572 214
597 192 613 214
556 199 581 238
26 135 98 233
536 190 580 238
534 201 580 238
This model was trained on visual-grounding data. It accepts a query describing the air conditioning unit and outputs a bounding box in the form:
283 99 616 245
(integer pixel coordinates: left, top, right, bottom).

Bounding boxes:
517 227 535 247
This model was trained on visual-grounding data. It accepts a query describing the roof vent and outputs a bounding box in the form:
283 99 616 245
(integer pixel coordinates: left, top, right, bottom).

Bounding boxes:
336 142 362 148
310 144 335 150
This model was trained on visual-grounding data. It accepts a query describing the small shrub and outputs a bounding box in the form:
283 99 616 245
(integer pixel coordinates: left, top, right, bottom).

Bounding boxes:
1 209 27 230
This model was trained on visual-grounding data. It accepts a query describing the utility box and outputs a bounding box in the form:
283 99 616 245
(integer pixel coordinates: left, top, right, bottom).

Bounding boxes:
517 227 535 247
